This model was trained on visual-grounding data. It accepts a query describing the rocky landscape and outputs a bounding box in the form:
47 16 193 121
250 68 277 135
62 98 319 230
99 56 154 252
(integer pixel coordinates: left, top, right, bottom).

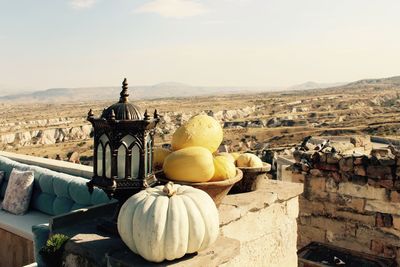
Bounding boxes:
1 76 400 164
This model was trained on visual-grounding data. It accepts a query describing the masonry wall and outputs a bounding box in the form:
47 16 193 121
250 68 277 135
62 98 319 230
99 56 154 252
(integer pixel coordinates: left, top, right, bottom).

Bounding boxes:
293 147 400 265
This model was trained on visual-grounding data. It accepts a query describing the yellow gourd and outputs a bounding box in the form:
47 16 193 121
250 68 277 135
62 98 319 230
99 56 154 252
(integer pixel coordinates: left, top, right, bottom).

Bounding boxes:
153 147 171 169
230 152 241 161
216 152 235 164
211 156 236 181
171 115 223 153
236 153 263 168
163 146 215 182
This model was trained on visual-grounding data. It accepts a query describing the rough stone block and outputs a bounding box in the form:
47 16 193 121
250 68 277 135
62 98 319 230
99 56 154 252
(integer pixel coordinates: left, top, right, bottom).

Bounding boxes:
339 157 354 172
286 196 299 219
335 210 375 226
292 173 305 183
396 167 400 177
371 148 390 157
377 180 394 189
338 182 388 201
338 197 365 213
299 197 325 215
330 171 342 183
354 165 366 176
315 163 339 171
309 169 323 177
365 200 400 215
393 216 400 231
309 177 326 193
379 157 396 166
370 240 384 254
325 178 338 193
326 153 342 164
367 165 393 180
390 191 400 203
376 213 393 227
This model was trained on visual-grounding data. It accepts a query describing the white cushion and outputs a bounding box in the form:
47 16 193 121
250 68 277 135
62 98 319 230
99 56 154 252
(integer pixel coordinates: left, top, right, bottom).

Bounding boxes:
2 168 35 215
0 206 50 240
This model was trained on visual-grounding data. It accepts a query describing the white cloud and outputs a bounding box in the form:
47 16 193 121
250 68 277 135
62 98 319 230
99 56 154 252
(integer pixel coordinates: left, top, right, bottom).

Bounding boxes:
134 0 207 18
69 0 97 9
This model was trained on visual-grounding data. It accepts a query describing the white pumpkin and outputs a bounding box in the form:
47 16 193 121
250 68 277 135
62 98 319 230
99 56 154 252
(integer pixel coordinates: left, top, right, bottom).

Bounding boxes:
117 182 220 263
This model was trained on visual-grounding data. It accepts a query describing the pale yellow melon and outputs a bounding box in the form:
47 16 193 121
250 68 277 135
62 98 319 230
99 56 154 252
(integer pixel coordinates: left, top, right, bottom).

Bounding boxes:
230 152 241 161
211 156 236 181
171 115 223 153
217 152 235 163
153 147 171 169
163 146 215 182
236 153 263 168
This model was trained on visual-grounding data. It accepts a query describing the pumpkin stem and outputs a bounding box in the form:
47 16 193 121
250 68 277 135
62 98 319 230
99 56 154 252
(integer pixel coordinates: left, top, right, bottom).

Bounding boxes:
163 182 176 197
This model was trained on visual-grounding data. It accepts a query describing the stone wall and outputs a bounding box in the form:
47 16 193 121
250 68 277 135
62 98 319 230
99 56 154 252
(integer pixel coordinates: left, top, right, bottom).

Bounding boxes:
219 180 303 267
292 145 400 265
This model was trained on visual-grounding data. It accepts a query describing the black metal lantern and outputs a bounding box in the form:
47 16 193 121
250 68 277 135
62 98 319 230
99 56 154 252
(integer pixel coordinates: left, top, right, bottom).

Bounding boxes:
87 78 159 233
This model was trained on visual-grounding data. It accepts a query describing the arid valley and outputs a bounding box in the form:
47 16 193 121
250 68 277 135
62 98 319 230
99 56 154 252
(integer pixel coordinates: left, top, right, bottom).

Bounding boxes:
1 76 400 164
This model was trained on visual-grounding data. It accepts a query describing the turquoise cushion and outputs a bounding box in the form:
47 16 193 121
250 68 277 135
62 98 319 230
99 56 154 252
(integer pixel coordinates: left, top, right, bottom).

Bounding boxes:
0 156 111 216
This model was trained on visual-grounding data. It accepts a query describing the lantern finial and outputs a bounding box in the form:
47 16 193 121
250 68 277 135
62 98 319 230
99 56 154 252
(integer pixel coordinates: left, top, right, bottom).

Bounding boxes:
119 78 129 103
144 109 150 121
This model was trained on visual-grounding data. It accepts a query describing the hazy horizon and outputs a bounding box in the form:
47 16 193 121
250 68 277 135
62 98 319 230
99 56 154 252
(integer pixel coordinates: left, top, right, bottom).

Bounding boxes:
2 0 400 93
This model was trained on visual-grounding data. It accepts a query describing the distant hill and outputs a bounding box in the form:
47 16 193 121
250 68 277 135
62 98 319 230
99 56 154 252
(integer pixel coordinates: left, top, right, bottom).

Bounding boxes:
3 75 400 103
289 81 346 90
0 82 279 103
347 75 400 86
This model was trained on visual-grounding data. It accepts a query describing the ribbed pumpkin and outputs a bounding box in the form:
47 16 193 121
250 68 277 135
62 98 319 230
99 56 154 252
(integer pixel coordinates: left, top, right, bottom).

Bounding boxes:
211 156 236 181
171 115 223 153
236 153 263 168
163 146 215 182
153 147 171 169
117 182 219 263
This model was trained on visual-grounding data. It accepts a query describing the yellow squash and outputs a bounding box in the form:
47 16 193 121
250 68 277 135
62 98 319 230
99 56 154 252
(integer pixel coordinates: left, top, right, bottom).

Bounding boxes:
171 115 223 153
153 147 171 169
163 146 215 182
211 156 236 181
236 153 263 168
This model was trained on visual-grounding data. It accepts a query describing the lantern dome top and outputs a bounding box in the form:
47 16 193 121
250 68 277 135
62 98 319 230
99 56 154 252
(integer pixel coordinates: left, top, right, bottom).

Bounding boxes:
101 78 143 120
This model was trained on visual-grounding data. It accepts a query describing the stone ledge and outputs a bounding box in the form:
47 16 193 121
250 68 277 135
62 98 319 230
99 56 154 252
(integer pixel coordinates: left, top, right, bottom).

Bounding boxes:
219 180 303 226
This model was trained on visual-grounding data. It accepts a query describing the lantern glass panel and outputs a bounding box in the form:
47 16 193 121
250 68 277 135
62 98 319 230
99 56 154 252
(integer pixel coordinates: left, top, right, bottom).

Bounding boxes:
117 145 126 179
147 140 152 174
131 144 140 178
97 144 103 177
121 135 135 147
105 144 112 178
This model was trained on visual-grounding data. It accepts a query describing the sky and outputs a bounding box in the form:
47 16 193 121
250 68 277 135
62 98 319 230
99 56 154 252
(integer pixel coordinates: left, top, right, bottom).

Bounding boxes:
1 0 400 94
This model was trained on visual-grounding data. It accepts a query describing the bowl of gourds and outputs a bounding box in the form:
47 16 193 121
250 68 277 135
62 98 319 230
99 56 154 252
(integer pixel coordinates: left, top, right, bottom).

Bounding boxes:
154 114 243 207
229 153 271 194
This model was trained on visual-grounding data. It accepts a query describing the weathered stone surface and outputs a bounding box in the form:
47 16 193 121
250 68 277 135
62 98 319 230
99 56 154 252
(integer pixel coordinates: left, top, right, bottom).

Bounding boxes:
393 216 400 231
366 165 392 180
315 163 339 171
371 148 390 157
309 177 326 193
390 191 400 202
338 182 388 201
365 200 400 215
339 156 354 172
325 178 338 193
335 210 375 226
326 153 342 164
376 213 393 227
354 165 366 176
292 172 305 183
286 197 299 219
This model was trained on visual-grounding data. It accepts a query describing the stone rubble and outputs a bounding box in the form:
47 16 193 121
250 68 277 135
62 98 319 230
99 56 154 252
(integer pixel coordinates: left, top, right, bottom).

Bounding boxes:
292 135 400 265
